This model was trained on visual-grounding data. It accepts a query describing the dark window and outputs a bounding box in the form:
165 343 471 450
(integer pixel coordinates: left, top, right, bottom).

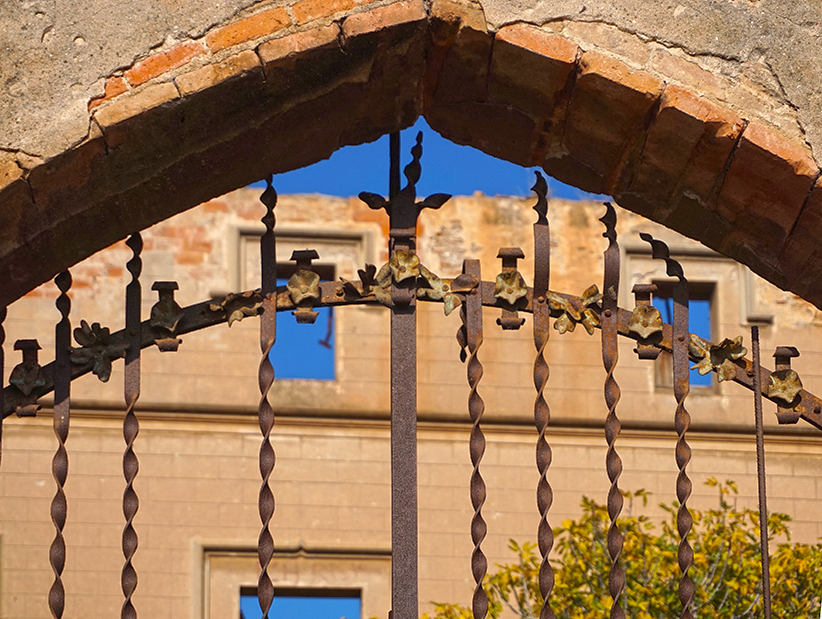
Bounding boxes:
269 264 335 380
653 281 714 389
240 588 361 619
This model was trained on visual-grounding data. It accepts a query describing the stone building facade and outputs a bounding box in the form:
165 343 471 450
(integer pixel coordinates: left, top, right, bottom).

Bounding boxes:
2 188 822 618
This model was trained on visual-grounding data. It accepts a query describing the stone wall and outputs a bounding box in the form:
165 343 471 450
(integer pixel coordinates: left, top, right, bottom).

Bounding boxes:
2 189 822 617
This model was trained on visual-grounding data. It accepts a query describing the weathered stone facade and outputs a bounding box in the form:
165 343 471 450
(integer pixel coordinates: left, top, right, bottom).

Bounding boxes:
2 189 822 618
2 0 822 309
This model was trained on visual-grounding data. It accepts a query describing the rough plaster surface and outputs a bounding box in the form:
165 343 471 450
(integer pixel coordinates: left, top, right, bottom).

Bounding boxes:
481 0 822 164
0 0 267 157
2 0 821 162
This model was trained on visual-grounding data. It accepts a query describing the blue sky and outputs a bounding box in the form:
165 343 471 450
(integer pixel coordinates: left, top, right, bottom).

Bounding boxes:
254 117 606 201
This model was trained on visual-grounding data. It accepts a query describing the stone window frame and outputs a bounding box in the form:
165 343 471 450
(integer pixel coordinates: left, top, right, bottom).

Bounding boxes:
196 544 391 619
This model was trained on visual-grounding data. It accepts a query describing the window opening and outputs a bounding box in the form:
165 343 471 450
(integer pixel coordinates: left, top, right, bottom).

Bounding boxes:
653 281 714 388
240 588 361 619
270 263 335 380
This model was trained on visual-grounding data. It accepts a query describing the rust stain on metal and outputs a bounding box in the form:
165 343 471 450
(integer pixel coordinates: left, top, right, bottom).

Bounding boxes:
600 204 625 619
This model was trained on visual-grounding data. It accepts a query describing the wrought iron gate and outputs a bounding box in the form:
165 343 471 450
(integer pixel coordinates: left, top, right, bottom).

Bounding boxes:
2 132 820 619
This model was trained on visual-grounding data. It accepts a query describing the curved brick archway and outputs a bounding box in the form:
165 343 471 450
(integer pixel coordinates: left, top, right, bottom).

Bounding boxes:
1 0 821 308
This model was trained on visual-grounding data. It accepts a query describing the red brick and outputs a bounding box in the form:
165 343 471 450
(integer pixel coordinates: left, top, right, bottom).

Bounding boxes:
781 176 822 284
489 25 578 118
616 85 743 218
717 122 818 240
205 7 291 52
125 42 205 87
342 0 427 39
176 50 261 97
543 50 664 194
88 76 128 111
292 0 356 23
258 24 339 67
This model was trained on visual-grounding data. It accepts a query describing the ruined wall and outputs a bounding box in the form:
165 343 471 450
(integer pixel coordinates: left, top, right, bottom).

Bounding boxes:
2 189 822 617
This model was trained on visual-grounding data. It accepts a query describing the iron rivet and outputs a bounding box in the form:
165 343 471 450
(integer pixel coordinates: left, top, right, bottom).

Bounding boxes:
678 335 686 342
537 296 545 303
604 309 612 317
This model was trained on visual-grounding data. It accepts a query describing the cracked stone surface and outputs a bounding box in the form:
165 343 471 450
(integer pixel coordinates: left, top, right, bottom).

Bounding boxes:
0 0 267 158
481 0 822 164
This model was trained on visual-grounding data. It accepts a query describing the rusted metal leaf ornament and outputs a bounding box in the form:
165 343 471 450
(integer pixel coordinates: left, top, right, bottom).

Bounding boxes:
70 320 128 382
689 335 747 383
209 290 263 327
389 250 420 283
547 285 602 335
768 369 803 405
629 305 663 339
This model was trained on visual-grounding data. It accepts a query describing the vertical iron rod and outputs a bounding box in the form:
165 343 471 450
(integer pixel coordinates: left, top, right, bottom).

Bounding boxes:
600 204 625 619
50 271 72 619
531 173 556 619
258 179 278 619
389 129 418 619
751 326 772 619
122 233 142 619
461 259 488 619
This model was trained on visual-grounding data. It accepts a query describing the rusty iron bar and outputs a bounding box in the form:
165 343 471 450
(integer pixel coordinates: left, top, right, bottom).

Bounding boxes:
460 258 488 619
641 233 694 619
530 173 556 619
122 233 142 619
257 178 278 619
600 204 625 619
50 271 72 619
751 326 772 619
389 132 420 619
7 280 822 431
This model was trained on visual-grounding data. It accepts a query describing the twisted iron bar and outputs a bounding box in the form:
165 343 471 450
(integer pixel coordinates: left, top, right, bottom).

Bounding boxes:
641 232 694 619
122 233 142 619
531 173 556 619
257 178 278 619
601 205 625 619
50 271 72 619
460 259 488 619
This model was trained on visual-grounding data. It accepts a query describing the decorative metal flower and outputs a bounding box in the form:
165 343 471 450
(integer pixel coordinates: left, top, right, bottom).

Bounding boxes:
547 285 602 335
209 290 263 327
494 271 528 305
768 369 803 405
417 265 478 316
70 320 128 382
287 270 321 305
689 334 747 383
628 305 663 340
389 250 421 283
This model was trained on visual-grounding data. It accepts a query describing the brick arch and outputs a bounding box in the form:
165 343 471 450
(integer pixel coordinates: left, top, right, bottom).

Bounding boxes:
2 0 820 308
